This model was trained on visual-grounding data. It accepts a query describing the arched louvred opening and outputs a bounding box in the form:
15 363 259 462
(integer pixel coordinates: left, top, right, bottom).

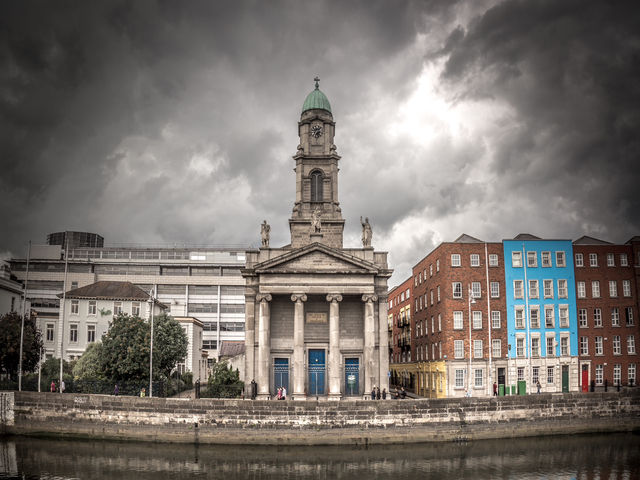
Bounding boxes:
310 170 323 202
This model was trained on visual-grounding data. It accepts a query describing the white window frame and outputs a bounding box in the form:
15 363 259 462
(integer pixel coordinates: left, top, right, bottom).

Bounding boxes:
514 280 524 299
580 336 588 356
69 324 78 343
437 286 441 302
455 369 465 388
607 253 615 267
527 251 537 267
560 336 569 356
453 311 463 330
132 302 140 317
614 364 621 385
87 324 96 343
451 254 461 267
531 336 540 357
545 306 555 328
620 253 628 267
589 253 598 267
627 335 636 354
594 308 602 327
547 366 554 384
473 340 483 358
71 300 79 315
529 280 539 299
557 279 568 298
516 337 525 358
472 311 482 330
515 307 525 329
489 254 498 267
512 251 522 268
595 336 603 355
452 282 462 299
595 365 603 385
626 307 634 326
623 280 631 297
530 306 540 329
559 305 569 328
490 281 500 298
46 323 55 342
575 253 584 267
492 339 501 358
591 280 600 298
491 311 501 329
454 340 464 359
609 280 618 297
546 335 555 357
541 251 551 267
543 279 553 299
474 368 483 387
628 364 636 385
470 254 480 267
613 335 621 355
577 281 586 298
556 251 566 267
579 309 588 328
114 301 123 315
471 282 481 299
611 307 619 327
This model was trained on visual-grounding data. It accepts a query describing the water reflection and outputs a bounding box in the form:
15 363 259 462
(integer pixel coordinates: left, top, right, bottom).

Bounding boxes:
1 433 638 479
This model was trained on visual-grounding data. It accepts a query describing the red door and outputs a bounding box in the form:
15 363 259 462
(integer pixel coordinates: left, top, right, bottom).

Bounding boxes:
581 365 589 392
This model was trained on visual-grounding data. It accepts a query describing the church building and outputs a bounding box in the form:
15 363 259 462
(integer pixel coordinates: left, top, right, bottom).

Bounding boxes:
243 79 392 399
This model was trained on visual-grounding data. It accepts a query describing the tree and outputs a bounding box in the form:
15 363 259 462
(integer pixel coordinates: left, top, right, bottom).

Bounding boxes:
100 313 188 383
0 312 43 379
208 360 240 386
72 342 105 380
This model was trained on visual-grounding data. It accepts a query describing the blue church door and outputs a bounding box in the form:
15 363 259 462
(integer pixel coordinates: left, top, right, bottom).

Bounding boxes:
345 358 359 396
274 358 289 393
308 349 325 395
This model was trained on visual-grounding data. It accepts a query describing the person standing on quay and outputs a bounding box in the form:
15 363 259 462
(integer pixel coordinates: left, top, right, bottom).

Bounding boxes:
382 388 387 399
50 381 56 393
371 386 376 400
140 387 146 397
282 386 287 400
114 384 119 396
493 382 498 396
536 380 541 394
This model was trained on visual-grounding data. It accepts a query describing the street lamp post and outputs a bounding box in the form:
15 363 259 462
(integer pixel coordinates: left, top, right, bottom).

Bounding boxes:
148 289 155 398
468 285 476 395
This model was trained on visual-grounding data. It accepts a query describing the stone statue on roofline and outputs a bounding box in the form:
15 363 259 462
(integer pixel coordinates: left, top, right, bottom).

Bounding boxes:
261 220 270 247
361 216 372 247
311 209 322 233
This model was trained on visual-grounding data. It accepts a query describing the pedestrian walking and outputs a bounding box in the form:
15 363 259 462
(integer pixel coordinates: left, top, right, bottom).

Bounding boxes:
493 382 498 396
371 386 376 400
114 384 119 396
50 381 56 393
536 380 541 394
382 388 387 400
376 386 381 400
282 386 287 400
61 380 65 393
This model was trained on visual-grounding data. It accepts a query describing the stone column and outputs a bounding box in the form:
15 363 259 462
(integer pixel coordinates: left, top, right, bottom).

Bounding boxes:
362 294 378 394
244 295 256 393
256 293 272 398
378 296 390 392
291 293 307 399
327 294 343 400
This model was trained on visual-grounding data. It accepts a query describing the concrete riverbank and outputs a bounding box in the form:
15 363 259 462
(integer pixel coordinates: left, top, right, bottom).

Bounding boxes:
1 390 639 445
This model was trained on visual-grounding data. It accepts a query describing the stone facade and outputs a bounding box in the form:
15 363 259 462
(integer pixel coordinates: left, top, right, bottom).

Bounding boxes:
243 81 392 399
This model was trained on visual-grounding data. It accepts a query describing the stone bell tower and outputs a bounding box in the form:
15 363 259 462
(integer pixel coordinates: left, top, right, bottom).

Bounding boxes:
289 77 345 249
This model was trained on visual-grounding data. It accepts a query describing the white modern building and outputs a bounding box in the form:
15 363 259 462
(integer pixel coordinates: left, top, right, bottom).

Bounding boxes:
0 262 27 316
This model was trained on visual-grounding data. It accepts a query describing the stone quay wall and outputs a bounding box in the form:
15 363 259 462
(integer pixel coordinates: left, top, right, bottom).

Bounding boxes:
1 390 639 445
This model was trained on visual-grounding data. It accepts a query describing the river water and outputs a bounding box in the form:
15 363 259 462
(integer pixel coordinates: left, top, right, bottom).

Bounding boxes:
1 433 638 479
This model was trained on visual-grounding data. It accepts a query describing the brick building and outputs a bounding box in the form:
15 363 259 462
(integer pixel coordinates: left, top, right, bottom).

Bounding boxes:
573 236 639 390
388 277 413 391
408 234 508 398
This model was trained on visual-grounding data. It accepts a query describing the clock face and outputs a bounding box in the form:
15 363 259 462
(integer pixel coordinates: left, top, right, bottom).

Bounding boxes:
311 124 323 138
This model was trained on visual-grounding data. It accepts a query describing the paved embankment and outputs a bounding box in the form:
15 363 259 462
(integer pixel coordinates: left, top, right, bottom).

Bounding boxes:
1 390 639 445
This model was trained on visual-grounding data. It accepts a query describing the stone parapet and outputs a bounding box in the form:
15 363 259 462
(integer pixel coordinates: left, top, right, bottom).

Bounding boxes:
3 390 639 445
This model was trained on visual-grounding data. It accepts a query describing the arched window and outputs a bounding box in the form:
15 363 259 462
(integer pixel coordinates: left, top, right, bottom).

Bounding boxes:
310 170 323 202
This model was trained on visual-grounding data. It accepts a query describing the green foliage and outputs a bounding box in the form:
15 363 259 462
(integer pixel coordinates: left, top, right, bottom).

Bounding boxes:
181 371 193 387
0 312 43 379
40 357 73 390
208 360 240 386
152 313 188 379
72 342 105 380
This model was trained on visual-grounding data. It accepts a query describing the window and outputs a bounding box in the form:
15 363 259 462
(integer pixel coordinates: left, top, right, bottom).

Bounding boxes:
607 253 615 267
432 317 435 333
491 311 501 329
46 323 55 342
69 324 78 343
512 251 522 268
529 280 539 299
545 306 554 328
541 252 551 267
471 282 481 298
71 300 79 315
623 280 631 297
575 253 584 267
489 254 498 267
577 281 586 298
613 335 621 355
559 306 569 328
474 369 483 387
628 335 636 354
629 364 636 385
595 336 603 355
310 170 323 202
453 311 463 330
414 276 418 287
543 279 553 298
514 280 524 299
492 339 501 358
455 369 465 388
515 307 525 329
611 307 620 327
591 281 600 298
557 279 568 298
451 254 461 267
595 365 603 385
88 301 96 315
547 336 555 357
527 251 537 267
430 290 434 305
579 309 588 328
556 251 566 267
532 366 540 385
71 281 78 290
429 265 433 277
454 340 464 359
561 336 569 356
470 254 480 267
113 302 122 315
530 307 540 329
516 337 524 357
436 259 440 272
580 337 588 355
474 340 483 358
202 340 217 350
626 307 635 326
547 367 554 384
609 281 618 297
490 282 500 298
400 292 405 302
594 308 602 327
438 314 442 331
132 302 140 317
614 364 621 385
87 325 96 343
620 253 628 267
531 337 540 357
518 367 525 381
452 282 462 299
589 253 598 267
473 311 482 329
437 286 441 302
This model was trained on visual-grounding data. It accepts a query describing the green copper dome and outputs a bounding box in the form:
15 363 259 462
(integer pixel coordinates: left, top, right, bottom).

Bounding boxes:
302 77 332 114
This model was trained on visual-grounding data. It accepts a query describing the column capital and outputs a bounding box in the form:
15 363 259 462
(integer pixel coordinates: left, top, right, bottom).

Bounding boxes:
362 294 378 303
326 293 343 303
256 293 272 303
290 293 308 303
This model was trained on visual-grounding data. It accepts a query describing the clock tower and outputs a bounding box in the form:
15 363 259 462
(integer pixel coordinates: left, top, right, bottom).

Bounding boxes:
290 77 345 248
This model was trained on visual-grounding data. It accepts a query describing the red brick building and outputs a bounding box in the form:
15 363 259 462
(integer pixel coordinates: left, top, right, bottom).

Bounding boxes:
388 277 413 390
574 236 639 389
411 234 508 398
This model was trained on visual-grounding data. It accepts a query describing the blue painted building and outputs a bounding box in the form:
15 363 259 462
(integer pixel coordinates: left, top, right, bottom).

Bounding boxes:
503 235 579 392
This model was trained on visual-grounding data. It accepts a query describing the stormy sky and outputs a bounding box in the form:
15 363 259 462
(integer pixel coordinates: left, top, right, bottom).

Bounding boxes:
1 0 639 287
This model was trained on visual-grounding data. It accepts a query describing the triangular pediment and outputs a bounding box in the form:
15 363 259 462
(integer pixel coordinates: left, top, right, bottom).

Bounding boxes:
254 243 378 274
